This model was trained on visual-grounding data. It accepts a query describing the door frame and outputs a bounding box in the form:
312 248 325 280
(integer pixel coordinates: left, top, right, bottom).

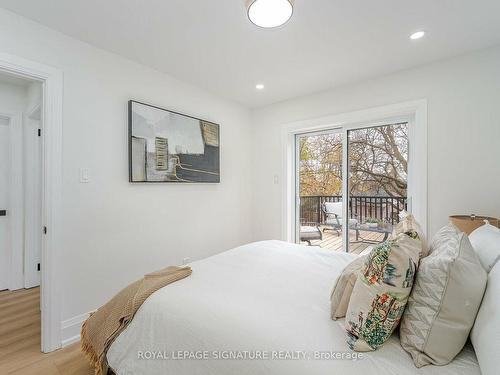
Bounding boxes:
0 52 63 353
282 100 427 250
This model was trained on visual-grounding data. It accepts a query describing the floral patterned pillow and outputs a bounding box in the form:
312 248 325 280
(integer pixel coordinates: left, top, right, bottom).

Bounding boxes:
344 229 422 352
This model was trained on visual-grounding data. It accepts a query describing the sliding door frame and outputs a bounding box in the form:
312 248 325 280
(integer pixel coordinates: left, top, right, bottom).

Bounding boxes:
282 100 427 251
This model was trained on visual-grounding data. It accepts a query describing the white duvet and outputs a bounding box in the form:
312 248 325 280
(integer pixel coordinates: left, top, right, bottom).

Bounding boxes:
107 240 480 375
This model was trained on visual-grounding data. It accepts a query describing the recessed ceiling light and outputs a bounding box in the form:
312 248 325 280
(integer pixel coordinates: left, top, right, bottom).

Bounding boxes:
256 84 265 90
246 0 294 28
410 31 425 40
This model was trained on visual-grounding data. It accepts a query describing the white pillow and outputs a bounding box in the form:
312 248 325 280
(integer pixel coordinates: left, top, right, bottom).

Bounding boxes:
470 260 500 375
469 223 500 272
399 223 487 367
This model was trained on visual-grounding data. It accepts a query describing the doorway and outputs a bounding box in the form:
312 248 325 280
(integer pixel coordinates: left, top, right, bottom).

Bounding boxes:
0 74 43 290
0 53 63 353
286 101 427 252
0 73 44 356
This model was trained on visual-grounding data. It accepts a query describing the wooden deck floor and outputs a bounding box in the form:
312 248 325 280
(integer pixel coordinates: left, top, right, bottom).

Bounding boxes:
0 287 93 375
300 225 387 254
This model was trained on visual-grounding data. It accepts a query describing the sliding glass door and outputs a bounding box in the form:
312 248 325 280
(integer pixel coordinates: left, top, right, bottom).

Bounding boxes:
345 122 409 254
295 121 410 253
295 129 344 250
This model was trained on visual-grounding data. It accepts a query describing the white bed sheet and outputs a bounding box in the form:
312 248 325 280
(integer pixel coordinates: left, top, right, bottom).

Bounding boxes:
107 240 480 375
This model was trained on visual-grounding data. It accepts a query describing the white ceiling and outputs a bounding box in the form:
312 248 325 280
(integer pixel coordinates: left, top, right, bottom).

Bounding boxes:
1 0 500 108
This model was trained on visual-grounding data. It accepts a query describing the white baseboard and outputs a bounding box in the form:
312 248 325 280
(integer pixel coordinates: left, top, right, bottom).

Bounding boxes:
61 334 81 347
61 311 94 347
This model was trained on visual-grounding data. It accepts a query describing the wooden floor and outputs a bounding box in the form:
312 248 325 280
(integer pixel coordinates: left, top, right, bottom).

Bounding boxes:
0 287 93 375
300 225 386 254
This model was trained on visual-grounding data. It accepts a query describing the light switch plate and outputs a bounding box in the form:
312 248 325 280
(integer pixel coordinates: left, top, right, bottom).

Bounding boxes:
79 168 90 183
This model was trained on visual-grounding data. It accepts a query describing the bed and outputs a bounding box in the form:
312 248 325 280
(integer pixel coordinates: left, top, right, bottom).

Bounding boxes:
107 240 481 375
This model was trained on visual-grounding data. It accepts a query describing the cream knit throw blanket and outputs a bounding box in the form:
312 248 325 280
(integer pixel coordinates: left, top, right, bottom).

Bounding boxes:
81 266 192 374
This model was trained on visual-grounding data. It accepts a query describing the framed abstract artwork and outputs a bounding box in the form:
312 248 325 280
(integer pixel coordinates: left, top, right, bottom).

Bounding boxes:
128 100 220 183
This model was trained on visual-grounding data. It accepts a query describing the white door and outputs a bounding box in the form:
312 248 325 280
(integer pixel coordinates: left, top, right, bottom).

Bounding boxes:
24 114 42 288
0 117 9 290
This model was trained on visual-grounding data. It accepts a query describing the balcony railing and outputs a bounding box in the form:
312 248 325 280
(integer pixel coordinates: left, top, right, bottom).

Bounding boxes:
300 195 408 225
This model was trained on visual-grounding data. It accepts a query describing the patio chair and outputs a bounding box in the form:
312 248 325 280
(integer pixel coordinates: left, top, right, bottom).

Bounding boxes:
322 201 358 236
299 222 323 246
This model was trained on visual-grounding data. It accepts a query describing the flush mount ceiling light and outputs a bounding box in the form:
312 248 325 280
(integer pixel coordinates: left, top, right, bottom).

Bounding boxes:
256 83 265 90
410 31 425 40
246 0 294 28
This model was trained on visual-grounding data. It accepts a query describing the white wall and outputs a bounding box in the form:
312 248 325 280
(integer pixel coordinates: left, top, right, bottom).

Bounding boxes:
26 81 42 113
0 80 27 112
0 8 254 329
0 79 43 291
251 46 500 242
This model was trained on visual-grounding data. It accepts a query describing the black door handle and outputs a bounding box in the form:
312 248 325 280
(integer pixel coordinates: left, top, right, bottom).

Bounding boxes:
0 210 6 216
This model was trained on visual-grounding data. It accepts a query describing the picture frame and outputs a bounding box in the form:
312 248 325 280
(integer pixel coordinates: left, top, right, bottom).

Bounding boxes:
128 100 220 183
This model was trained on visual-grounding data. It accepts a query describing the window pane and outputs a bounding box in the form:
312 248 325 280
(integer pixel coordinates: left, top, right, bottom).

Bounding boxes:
297 132 343 250
347 123 409 253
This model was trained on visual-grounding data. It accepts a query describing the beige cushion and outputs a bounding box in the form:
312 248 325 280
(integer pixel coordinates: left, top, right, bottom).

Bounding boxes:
345 227 422 351
399 223 487 367
330 255 367 320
